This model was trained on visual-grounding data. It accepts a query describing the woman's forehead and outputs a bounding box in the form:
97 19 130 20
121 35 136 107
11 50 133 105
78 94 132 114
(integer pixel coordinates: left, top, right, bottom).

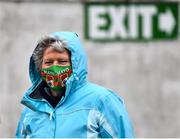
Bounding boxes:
43 47 70 59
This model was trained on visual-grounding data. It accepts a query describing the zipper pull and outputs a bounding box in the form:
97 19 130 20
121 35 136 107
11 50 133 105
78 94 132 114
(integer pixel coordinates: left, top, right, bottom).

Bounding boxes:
49 111 53 120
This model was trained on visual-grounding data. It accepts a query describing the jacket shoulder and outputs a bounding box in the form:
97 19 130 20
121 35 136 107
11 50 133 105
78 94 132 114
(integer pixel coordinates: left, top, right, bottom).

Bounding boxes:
82 82 124 104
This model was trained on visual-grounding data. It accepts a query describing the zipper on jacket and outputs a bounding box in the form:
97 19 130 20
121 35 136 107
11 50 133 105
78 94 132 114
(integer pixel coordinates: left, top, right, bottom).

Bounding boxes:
53 109 57 138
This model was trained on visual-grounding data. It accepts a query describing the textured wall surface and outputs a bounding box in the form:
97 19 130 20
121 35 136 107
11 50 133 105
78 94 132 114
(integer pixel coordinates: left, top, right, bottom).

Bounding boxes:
0 1 180 137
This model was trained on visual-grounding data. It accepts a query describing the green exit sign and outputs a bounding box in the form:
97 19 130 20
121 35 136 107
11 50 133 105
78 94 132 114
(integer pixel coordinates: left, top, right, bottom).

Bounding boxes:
84 2 179 41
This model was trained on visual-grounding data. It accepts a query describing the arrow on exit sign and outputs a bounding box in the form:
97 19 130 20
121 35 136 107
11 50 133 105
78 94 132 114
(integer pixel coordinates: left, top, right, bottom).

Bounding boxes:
159 9 176 35
84 2 179 41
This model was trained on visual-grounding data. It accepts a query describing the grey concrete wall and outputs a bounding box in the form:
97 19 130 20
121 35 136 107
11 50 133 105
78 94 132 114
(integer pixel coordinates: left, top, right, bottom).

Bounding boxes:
0 1 180 137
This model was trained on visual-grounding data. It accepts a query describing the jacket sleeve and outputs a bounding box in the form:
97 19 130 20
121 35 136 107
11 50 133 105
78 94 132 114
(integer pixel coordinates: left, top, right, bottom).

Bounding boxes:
98 91 134 138
15 108 27 138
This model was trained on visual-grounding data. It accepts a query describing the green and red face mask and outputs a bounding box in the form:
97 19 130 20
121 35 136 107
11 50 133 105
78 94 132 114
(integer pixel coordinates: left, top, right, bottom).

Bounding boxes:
41 65 72 91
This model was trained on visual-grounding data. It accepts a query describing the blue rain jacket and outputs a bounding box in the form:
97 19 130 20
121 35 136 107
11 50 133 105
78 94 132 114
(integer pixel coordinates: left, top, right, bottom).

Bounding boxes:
16 32 134 138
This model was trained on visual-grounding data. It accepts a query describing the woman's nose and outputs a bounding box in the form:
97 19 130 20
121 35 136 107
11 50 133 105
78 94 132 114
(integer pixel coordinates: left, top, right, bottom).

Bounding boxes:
53 61 59 66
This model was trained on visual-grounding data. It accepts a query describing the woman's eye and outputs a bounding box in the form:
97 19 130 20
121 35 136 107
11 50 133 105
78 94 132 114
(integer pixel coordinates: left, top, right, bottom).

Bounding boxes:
59 61 67 64
45 61 53 64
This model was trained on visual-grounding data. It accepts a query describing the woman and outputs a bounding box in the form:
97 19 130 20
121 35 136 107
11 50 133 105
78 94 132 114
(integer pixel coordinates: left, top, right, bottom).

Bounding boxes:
16 32 134 138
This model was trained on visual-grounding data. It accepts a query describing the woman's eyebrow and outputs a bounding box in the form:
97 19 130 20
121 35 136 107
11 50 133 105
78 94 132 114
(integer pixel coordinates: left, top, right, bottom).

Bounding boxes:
43 59 53 61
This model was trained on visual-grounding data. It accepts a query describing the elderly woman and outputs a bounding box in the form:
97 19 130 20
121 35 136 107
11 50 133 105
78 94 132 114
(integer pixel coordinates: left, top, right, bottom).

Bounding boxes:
16 32 134 138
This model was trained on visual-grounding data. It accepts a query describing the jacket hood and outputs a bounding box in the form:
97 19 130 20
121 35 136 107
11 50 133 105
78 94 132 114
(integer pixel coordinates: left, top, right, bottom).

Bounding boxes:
22 32 88 110
29 32 88 85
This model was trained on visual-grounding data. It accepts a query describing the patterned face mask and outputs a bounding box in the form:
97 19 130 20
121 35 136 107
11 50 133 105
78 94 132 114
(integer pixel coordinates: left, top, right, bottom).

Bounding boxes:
41 65 72 91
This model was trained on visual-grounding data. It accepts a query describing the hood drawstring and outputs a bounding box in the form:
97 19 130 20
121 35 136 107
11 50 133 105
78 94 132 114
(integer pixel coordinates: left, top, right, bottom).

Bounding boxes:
73 73 79 81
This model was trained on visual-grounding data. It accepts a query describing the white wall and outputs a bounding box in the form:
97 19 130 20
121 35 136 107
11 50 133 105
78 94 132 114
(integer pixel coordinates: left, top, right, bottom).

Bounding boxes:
0 2 180 137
